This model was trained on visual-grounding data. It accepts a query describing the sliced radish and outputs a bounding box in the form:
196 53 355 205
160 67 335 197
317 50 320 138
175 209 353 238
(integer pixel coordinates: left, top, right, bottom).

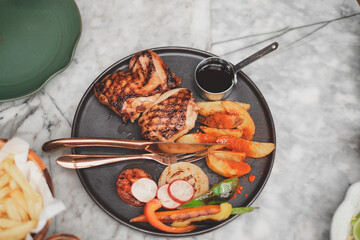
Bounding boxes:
156 184 181 209
168 180 195 203
131 178 157 203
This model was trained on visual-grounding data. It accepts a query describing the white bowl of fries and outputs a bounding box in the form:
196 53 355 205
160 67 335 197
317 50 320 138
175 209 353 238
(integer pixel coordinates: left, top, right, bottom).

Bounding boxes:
0 138 65 240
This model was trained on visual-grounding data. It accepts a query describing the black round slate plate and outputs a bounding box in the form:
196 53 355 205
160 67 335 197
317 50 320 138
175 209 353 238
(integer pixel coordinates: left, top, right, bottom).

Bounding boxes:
71 46 276 237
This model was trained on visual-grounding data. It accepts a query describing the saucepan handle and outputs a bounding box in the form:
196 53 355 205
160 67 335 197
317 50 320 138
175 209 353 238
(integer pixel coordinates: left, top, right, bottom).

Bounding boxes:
233 42 278 73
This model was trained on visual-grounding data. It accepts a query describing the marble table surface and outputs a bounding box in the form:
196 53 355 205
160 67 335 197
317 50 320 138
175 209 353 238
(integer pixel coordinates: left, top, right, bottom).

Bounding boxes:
1 0 360 239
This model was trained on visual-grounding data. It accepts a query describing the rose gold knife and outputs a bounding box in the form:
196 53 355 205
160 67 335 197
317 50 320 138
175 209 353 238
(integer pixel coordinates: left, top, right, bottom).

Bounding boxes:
42 137 225 154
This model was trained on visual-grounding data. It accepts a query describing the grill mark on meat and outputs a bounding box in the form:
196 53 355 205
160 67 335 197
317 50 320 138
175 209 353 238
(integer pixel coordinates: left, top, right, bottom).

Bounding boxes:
94 50 181 122
139 89 195 141
154 85 162 92
142 51 154 86
164 65 177 88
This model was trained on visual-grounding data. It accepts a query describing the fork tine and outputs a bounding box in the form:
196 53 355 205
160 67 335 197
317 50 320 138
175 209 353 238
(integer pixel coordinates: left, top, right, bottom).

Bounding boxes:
174 150 210 162
175 149 209 159
177 154 208 163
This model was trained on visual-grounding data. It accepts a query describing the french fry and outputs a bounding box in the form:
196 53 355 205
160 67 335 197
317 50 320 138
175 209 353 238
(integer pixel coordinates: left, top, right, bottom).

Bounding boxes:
200 126 243 138
0 204 6 213
17 205 29 221
0 186 10 200
28 196 42 221
217 136 275 158
0 220 36 240
0 218 22 229
206 153 251 177
221 101 255 140
9 180 17 190
2 157 43 220
0 174 9 188
5 198 21 222
0 151 45 240
10 189 29 215
2 158 36 196
199 113 243 129
196 101 250 117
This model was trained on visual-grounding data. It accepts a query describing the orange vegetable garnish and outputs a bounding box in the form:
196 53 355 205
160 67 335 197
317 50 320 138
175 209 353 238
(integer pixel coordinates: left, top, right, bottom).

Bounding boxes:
199 113 242 129
217 136 251 153
130 205 221 223
144 199 196 233
216 135 275 158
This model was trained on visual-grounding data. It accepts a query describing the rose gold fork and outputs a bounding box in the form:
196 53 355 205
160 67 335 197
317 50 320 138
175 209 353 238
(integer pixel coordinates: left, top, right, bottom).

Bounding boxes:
56 151 209 169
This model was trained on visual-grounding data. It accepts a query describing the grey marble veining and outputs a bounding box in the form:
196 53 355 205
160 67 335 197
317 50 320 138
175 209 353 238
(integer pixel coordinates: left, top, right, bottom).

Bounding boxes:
0 0 359 239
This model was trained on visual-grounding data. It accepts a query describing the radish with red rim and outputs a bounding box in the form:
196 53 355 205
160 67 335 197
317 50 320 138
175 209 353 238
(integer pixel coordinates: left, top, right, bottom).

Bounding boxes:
131 178 157 203
168 180 195 204
156 184 181 209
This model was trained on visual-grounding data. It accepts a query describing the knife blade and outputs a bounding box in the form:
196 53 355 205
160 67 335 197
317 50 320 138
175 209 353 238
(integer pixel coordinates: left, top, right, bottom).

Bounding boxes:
42 137 226 154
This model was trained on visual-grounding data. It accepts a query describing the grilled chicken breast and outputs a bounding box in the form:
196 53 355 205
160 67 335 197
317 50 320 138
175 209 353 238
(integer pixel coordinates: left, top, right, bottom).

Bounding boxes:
138 88 199 142
94 50 181 122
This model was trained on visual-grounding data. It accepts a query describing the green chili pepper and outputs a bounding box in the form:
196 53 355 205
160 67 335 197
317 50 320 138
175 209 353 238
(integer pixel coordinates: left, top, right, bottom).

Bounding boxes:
180 177 239 208
231 207 258 215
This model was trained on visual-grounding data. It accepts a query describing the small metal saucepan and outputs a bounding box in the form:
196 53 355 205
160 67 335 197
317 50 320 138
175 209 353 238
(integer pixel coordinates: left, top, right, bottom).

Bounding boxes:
195 42 278 101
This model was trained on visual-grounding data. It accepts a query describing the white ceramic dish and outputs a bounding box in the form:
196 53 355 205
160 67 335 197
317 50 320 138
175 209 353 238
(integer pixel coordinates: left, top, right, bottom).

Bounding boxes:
331 182 360 240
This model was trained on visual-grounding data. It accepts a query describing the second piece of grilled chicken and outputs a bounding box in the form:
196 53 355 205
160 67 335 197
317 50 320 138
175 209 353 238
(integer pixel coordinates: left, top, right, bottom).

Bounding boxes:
138 88 199 142
94 50 181 123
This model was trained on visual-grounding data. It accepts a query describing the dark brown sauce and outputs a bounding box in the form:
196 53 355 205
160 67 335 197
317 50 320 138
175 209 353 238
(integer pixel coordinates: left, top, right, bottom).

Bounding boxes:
196 65 233 93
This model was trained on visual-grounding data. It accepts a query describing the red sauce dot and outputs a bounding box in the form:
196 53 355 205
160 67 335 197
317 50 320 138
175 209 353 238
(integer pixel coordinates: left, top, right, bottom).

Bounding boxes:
248 175 255 182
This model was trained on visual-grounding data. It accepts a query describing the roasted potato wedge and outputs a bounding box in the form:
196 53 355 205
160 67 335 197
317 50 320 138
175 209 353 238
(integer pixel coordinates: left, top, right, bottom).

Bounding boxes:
197 101 250 117
200 126 243 138
217 136 275 158
206 153 251 177
207 145 228 152
175 133 217 143
237 102 251 111
210 150 246 162
197 101 226 117
221 100 255 140
198 113 243 129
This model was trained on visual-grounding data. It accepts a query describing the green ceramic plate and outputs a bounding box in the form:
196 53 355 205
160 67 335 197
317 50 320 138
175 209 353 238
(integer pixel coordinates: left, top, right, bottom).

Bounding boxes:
0 0 81 102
